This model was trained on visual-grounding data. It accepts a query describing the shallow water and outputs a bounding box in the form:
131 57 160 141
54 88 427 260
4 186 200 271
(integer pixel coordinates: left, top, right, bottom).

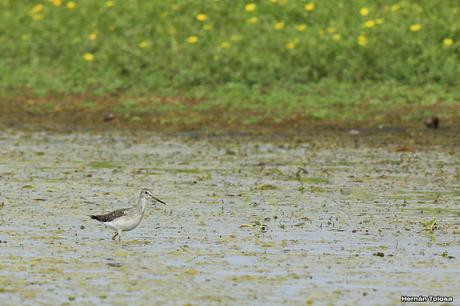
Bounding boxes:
0 131 459 305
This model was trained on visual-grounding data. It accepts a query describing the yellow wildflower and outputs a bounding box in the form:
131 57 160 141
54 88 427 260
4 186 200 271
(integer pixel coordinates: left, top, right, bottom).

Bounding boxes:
66 1 77 10
105 1 113 8
286 41 297 49
245 3 256 12
391 4 400 12
186 36 198 44
332 34 342 41
220 41 231 49
248 16 258 24
89 32 98 41
443 38 454 47
327 27 336 34
375 18 384 24
271 0 278 3
360 7 369 16
357 35 367 46
295 24 307 32
274 22 285 30
83 53 95 62
305 3 315 12
196 14 207 21
51 0 62 6
29 4 44 15
203 24 213 31
409 24 422 32
363 20 375 28
139 41 150 49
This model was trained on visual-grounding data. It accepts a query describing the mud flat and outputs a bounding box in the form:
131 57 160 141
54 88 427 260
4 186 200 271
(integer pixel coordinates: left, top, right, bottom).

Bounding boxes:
0 131 459 305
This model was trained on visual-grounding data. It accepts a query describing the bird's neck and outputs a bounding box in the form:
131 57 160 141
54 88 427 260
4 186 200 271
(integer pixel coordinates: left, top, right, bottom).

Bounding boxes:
136 196 147 214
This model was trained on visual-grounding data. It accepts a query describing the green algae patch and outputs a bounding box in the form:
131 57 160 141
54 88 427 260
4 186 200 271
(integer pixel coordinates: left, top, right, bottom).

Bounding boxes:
156 168 202 174
256 184 278 190
89 161 119 169
300 177 329 184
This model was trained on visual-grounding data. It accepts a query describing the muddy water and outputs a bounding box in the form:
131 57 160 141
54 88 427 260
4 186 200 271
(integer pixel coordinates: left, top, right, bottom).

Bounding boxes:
0 131 459 305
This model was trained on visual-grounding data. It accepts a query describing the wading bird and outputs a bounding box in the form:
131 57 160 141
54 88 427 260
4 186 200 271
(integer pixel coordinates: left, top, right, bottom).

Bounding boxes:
90 188 166 240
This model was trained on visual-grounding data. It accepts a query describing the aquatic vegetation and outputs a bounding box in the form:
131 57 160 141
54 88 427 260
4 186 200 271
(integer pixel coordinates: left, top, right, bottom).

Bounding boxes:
421 217 438 231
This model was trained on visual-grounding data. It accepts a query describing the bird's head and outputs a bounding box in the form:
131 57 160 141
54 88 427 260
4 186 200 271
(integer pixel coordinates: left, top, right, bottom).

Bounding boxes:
140 188 166 205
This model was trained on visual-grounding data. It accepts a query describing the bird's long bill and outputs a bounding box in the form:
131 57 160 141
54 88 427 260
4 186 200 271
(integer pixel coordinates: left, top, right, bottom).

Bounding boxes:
145 190 166 205
150 194 166 205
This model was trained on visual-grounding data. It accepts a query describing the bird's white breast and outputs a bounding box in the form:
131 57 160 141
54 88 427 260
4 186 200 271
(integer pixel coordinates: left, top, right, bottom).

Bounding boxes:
106 214 143 231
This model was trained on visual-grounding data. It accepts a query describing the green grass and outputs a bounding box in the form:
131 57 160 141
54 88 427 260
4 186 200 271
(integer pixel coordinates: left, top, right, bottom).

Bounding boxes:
1 1 460 128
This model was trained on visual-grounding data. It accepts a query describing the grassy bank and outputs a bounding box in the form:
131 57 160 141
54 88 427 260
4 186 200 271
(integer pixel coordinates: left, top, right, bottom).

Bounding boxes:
1 1 460 130
1 81 459 131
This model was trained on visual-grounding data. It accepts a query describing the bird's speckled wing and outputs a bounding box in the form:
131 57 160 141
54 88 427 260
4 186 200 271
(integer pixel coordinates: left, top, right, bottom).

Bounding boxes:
90 208 130 222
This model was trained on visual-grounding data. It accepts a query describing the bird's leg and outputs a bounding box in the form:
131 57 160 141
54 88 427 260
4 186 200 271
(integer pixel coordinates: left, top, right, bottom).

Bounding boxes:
112 232 118 240
117 230 122 241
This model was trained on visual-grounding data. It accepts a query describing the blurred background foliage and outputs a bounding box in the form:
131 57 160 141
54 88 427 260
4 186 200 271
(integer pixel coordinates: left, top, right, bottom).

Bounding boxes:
1 0 460 95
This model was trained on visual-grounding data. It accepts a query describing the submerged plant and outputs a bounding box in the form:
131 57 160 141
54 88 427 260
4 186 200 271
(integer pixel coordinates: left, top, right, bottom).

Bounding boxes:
421 217 437 232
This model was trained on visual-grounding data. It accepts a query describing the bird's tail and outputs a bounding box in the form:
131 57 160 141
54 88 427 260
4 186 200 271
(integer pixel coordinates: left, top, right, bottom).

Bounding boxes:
90 215 102 221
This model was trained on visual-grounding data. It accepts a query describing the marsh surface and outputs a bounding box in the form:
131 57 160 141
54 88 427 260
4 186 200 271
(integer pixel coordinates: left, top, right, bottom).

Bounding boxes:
0 131 459 305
